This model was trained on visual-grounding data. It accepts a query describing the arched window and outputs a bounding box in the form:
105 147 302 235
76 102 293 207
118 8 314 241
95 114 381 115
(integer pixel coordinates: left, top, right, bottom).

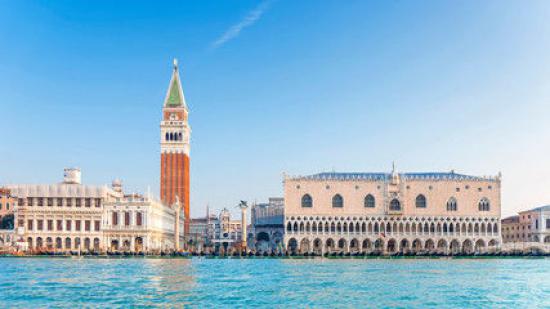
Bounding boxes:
446 197 457 211
169 132 173 141
178 132 182 141
338 239 346 249
415 194 427 208
301 194 313 208
364 194 375 208
136 212 143 226
390 199 401 211
332 194 344 208
165 132 169 141
94 238 100 251
479 198 490 211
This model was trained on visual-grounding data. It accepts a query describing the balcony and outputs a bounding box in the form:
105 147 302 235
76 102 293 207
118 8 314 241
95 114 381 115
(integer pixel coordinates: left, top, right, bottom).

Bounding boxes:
386 209 403 216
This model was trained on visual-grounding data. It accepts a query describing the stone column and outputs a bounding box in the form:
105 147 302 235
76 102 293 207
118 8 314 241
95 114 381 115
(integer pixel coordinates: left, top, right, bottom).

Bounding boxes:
174 207 180 251
238 201 249 252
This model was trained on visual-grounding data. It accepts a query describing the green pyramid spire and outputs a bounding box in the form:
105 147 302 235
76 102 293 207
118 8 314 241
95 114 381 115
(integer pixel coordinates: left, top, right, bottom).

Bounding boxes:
164 58 187 108
167 78 182 106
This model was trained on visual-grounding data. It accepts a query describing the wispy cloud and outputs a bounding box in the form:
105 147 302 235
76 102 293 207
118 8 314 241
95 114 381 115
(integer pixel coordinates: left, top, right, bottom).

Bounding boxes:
211 0 273 49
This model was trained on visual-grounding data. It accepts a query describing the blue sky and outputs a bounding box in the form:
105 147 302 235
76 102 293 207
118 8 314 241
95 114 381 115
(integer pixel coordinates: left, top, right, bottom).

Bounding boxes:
2 1 550 217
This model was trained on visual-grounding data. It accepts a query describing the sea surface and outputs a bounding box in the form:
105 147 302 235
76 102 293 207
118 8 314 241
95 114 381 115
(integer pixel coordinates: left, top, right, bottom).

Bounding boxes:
0 257 548 308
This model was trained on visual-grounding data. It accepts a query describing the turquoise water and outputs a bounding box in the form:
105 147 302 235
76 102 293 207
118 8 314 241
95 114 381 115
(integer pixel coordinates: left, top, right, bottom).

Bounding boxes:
0 258 549 308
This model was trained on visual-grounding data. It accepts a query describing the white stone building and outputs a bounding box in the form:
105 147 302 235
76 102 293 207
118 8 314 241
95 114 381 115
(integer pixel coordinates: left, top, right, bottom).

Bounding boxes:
7 168 185 253
102 192 185 252
8 168 121 252
211 208 244 252
284 168 502 254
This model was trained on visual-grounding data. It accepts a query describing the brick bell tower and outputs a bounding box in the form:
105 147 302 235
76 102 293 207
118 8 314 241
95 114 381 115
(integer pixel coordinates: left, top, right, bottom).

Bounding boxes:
160 58 190 234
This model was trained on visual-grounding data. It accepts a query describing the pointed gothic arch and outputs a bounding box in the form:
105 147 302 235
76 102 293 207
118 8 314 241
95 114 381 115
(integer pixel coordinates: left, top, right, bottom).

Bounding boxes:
332 194 344 208
415 194 427 208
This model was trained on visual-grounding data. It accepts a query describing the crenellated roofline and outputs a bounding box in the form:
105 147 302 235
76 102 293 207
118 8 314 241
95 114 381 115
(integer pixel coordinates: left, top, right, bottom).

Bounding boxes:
284 171 501 182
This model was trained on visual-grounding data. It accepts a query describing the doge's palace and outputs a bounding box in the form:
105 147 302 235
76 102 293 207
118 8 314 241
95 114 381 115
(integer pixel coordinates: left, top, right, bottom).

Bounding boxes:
284 166 501 254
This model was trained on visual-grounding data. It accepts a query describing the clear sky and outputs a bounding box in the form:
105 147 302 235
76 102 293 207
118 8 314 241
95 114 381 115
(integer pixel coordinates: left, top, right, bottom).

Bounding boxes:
2 1 550 218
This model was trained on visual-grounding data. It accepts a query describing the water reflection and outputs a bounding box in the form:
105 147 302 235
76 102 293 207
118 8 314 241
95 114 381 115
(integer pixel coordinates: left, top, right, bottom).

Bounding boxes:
140 259 195 305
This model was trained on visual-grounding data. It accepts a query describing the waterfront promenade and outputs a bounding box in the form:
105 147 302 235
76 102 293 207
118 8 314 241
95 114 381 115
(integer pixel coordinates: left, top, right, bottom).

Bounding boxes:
2 241 549 258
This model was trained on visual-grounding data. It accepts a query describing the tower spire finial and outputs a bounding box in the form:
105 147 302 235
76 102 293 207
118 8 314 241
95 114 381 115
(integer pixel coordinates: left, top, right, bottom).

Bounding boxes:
173 58 178 69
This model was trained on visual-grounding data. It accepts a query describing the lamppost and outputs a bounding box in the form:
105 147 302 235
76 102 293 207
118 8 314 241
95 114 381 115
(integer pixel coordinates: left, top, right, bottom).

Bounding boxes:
237 201 248 253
